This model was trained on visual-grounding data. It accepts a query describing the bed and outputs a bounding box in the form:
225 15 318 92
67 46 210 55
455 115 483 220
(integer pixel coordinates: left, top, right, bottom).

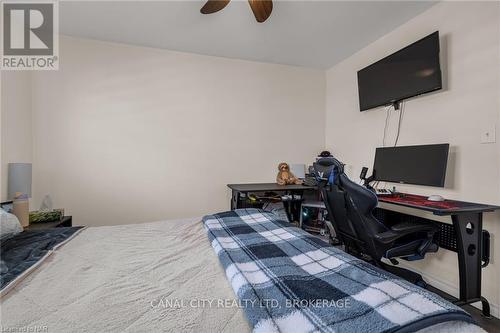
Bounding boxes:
0 211 484 333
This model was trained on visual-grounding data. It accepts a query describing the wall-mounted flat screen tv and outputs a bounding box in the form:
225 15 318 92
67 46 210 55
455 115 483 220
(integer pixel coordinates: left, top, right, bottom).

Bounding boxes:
357 31 442 111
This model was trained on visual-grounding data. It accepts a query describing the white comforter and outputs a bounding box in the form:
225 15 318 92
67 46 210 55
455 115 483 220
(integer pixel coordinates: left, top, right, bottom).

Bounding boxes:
0 218 484 333
1 218 250 332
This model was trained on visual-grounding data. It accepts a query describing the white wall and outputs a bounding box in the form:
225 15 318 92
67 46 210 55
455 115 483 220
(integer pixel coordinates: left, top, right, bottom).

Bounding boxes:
325 1 500 315
1 71 33 201
29 36 325 226
2 0 498 316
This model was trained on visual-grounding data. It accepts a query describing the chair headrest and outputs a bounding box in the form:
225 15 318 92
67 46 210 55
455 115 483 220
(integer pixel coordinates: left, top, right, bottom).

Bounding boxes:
313 156 345 182
316 157 345 173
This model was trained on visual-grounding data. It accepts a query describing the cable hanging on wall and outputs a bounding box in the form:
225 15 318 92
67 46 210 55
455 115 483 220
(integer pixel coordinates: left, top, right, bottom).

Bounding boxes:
382 104 393 147
394 101 405 147
382 101 405 148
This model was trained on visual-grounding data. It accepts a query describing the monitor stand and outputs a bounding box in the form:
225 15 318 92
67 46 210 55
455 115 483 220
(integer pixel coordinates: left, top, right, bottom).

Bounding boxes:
393 101 401 110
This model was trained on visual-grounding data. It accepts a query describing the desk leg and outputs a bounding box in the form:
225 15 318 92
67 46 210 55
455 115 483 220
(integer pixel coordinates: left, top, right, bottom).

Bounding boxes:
452 213 490 317
231 190 240 210
282 200 294 223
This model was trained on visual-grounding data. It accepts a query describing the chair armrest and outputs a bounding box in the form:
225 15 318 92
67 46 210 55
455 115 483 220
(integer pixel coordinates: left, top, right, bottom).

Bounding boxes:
374 230 401 244
390 221 438 234
374 221 438 244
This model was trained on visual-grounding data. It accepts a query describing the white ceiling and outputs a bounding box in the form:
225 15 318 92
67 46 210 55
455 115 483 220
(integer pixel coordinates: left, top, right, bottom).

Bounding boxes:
60 1 436 69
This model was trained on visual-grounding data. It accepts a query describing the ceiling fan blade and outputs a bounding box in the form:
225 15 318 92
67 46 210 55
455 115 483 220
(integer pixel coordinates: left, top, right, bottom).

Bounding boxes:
200 0 231 14
248 0 273 23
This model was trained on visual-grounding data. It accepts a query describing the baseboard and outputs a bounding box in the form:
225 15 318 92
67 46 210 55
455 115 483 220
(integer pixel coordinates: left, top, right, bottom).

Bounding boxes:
397 262 499 318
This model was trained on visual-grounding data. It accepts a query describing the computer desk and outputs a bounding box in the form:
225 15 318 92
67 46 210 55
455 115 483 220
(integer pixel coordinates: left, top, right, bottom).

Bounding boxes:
376 193 499 317
227 183 317 222
227 183 500 317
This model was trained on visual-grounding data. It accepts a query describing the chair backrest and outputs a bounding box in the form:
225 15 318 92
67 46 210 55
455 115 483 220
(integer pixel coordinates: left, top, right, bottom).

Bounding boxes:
317 158 389 259
313 157 359 247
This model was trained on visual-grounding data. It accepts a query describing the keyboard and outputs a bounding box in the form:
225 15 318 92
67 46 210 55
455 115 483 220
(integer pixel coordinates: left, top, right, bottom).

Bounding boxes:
374 188 393 196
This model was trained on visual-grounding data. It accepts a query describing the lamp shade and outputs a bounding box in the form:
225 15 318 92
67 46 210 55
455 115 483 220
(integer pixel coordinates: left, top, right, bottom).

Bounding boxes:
8 163 32 199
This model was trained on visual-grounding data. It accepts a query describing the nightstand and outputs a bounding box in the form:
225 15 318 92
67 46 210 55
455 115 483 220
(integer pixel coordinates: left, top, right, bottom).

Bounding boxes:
25 216 73 231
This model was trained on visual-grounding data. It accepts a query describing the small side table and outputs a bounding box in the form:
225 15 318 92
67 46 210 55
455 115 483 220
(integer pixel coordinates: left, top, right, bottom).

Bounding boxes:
25 216 73 231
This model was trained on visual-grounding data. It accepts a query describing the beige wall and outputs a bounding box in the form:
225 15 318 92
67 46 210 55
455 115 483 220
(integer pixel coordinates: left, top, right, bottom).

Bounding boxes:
325 1 500 316
2 0 499 317
1 71 33 201
29 36 325 226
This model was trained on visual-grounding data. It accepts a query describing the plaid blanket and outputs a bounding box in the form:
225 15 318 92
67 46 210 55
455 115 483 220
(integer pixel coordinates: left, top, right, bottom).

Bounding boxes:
203 209 474 333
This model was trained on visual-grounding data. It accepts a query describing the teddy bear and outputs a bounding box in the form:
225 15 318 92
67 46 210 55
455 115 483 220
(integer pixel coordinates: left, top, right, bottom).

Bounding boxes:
276 162 303 185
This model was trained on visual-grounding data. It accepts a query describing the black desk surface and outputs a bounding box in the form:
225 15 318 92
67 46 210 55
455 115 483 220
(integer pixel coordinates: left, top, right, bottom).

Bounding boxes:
227 183 316 192
378 193 500 216
228 183 499 216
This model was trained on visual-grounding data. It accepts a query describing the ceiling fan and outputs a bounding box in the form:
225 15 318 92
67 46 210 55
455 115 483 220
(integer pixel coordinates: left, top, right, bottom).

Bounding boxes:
200 0 273 23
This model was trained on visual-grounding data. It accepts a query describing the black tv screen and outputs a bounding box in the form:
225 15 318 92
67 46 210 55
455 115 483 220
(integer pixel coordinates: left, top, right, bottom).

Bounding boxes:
373 144 449 187
357 31 442 111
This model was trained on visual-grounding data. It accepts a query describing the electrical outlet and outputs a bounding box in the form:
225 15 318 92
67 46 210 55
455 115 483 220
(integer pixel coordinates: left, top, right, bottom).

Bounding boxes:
481 125 496 144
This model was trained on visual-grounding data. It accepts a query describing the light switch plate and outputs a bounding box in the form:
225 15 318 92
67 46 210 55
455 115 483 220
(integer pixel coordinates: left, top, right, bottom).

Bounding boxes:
481 125 496 144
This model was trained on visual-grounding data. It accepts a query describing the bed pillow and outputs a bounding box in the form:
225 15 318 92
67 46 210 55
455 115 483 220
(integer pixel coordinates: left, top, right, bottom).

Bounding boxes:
0 209 23 242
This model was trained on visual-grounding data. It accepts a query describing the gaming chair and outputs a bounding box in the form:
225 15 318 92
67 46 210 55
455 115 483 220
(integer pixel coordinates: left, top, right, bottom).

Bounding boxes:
313 156 439 285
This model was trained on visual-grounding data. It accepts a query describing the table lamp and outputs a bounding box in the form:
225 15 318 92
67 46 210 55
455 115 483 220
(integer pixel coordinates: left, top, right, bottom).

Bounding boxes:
8 163 32 227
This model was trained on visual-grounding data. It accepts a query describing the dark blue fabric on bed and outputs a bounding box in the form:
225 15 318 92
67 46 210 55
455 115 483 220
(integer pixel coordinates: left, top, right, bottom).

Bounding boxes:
0 227 83 290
